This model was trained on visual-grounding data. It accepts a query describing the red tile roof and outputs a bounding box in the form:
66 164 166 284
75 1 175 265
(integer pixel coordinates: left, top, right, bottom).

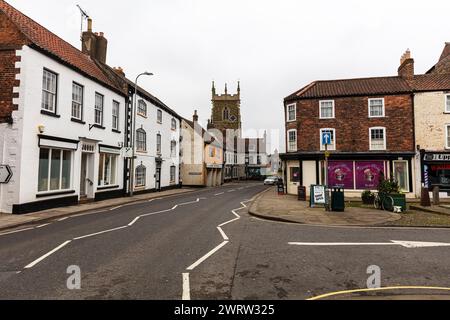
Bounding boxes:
0 0 125 95
407 74 450 91
285 76 412 101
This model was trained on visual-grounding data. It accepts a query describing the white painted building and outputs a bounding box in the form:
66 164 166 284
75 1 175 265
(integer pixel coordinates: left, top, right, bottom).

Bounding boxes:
0 2 128 213
131 86 181 193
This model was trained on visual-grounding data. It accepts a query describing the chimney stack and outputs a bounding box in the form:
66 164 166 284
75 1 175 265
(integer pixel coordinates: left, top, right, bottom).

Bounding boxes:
81 19 108 64
193 110 199 122
398 49 414 79
113 67 125 78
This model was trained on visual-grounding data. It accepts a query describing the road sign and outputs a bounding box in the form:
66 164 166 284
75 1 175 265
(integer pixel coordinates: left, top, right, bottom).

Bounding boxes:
0 165 12 184
322 132 332 146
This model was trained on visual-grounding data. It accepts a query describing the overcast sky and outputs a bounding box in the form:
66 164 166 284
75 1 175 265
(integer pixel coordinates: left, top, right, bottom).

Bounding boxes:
8 0 449 153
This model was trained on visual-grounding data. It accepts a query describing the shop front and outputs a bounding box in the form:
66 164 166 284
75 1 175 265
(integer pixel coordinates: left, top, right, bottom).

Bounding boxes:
422 152 450 192
281 152 415 197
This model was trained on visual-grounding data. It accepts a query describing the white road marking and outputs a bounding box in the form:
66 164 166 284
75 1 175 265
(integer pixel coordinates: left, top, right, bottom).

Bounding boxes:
215 192 225 196
24 240 72 269
74 226 129 240
217 226 229 241
187 241 229 271
0 227 35 236
228 190 236 193
128 217 141 226
288 240 450 248
36 223 51 229
182 273 191 300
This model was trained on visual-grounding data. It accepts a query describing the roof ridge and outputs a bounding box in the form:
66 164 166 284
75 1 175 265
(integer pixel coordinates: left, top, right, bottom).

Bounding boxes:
314 75 403 83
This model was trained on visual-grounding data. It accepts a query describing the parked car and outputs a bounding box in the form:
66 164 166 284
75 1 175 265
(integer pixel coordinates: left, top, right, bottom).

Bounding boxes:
264 176 282 185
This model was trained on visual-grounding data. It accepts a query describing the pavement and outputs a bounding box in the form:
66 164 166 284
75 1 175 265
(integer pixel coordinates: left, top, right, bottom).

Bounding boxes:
0 182 449 300
0 187 196 232
248 188 401 226
409 204 450 216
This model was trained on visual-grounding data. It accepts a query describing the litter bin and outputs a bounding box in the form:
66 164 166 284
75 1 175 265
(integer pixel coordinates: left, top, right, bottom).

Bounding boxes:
298 186 306 201
331 187 345 212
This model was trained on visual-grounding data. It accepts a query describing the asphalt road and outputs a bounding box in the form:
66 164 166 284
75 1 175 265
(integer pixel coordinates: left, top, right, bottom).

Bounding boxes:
0 183 449 300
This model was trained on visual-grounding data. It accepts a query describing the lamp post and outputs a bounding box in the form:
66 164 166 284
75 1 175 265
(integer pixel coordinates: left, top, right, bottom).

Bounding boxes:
129 72 153 197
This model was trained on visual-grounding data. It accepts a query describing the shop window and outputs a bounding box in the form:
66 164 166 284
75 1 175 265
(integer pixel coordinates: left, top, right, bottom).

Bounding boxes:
38 148 71 192
98 153 117 186
328 161 354 189
290 167 301 183
355 161 385 190
393 161 409 192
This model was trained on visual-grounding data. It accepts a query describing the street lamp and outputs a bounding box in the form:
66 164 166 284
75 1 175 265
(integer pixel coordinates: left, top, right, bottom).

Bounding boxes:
129 72 153 197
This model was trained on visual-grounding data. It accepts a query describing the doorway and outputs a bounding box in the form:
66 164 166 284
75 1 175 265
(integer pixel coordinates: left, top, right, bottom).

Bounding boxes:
155 163 162 191
80 153 88 198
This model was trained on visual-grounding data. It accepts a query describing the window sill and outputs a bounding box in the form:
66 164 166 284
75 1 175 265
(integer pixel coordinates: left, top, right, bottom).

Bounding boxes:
71 118 86 125
112 129 122 134
286 119 296 123
41 110 61 118
36 190 76 198
138 113 148 118
97 185 119 191
369 116 386 119
136 150 148 154
91 124 105 130
319 117 335 120
157 121 162 124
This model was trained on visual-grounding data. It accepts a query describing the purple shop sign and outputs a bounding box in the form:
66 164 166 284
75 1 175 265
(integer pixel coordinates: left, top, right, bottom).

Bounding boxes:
328 161 354 189
355 161 385 190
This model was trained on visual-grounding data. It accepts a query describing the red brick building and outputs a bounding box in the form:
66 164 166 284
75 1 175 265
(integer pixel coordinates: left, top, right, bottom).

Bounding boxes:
281 53 416 196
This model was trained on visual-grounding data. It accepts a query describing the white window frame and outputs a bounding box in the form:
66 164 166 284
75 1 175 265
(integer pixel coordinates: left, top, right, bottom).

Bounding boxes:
287 129 297 152
393 160 409 192
94 93 104 126
137 99 147 117
286 103 296 122
171 118 177 130
157 110 163 123
319 100 335 119
156 134 162 155
98 153 118 186
445 94 450 113
135 165 146 188
136 128 147 152
320 128 336 151
170 166 176 183
369 127 387 151
445 124 450 149
170 140 177 158
38 148 72 193
112 100 120 131
368 98 385 118
71 82 83 120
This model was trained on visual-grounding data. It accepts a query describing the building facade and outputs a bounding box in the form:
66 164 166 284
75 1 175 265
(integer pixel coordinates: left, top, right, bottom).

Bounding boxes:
180 111 223 187
411 44 450 197
0 1 128 214
0 1 182 214
281 52 417 197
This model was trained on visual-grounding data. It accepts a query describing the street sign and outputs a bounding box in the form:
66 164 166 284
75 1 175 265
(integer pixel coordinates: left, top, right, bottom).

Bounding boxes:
123 147 133 158
0 165 13 184
322 132 332 146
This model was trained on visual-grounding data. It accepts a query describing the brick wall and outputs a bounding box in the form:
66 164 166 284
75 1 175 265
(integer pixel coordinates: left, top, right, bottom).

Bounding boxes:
0 11 27 123
285 94 415 152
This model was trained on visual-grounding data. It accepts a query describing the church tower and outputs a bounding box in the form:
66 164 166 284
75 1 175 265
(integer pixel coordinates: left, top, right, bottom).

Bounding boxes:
209 81 242 132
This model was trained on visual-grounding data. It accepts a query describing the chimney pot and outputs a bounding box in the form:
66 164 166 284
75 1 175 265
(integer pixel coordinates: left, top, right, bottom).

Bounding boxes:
193 110 199 122
398 49 414 79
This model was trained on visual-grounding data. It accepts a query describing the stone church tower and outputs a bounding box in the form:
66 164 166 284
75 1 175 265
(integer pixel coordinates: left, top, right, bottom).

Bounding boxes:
208 81 242 133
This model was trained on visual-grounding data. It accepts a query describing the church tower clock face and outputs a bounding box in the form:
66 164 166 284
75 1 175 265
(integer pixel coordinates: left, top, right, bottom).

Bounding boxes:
229 115 237 122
